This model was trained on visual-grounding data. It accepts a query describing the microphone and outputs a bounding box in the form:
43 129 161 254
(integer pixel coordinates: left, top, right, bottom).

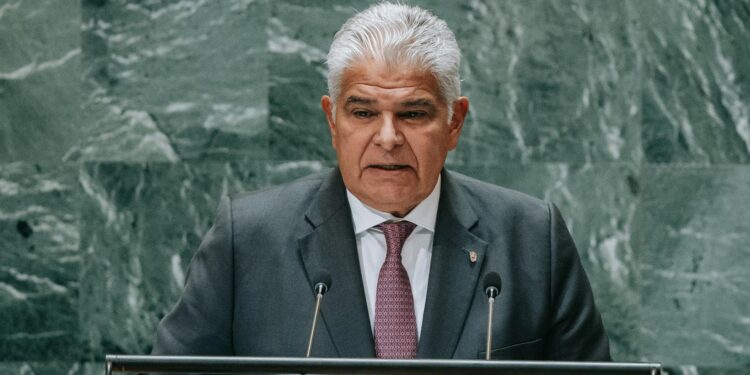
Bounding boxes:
482 272 502 360
305 271 332 357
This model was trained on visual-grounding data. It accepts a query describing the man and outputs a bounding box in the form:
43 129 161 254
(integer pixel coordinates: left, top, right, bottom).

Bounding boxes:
153 2 611 361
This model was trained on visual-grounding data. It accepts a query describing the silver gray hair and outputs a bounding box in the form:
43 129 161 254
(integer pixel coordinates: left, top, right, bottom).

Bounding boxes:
326 2 461 118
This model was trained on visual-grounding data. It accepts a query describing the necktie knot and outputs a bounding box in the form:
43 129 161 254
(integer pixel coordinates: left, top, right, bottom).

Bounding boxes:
377 221 417 256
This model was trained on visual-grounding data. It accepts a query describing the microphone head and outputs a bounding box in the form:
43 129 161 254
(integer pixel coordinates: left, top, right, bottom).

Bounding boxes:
312 270 332 295
483 272 502 298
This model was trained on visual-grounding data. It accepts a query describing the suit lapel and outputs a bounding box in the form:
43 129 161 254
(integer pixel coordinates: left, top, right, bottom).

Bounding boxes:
298 168 375 358
418 170 488 358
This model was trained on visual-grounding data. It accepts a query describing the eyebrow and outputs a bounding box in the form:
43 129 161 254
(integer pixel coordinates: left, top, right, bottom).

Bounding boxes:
345 96 375 107
343 96 436 109
400 98 436 108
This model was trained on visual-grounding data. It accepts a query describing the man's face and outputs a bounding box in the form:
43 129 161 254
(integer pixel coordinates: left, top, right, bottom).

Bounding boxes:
321 61 469 217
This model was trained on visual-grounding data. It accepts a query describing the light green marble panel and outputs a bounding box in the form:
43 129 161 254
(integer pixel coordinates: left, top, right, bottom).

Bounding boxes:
453 0 643 164
634 165 750 368
0 0 81 163
0 163 81 360
70 0 270 162
267 1 353 161
640 0 750 163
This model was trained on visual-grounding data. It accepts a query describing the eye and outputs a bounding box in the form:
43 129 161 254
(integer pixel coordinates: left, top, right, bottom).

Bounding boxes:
353 110 374 119
399 111 426 120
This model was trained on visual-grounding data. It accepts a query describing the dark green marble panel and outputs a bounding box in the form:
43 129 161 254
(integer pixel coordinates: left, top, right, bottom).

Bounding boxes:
0 362 100 375
634 165 750 368
0 163 81 360
0 0 80 163
454 162 641 361
70 0 270 162
662 366 750 375
640 1 750 163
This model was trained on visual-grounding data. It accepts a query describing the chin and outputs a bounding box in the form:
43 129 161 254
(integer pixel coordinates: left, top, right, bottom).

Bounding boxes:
365 189 420 213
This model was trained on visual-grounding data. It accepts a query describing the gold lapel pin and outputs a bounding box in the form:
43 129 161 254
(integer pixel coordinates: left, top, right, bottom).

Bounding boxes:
469 250 477 263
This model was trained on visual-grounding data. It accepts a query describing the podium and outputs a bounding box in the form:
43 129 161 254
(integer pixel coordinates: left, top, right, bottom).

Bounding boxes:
106 355 662 374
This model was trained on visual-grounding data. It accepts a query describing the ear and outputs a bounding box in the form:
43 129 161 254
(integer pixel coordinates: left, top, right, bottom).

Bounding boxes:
321 95 337 147
447 96 469 150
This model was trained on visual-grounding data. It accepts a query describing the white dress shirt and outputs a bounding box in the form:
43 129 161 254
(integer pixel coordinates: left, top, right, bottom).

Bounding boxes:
345 176 440 339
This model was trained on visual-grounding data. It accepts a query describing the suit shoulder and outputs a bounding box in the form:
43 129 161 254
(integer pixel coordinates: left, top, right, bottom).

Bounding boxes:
226 169 328 220
447 170 550 222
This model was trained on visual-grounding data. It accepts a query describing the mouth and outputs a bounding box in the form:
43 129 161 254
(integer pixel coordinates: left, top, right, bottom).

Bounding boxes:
368 164 411 171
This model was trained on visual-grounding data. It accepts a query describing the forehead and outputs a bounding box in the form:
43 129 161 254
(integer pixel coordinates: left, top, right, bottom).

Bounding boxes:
338 60 443 104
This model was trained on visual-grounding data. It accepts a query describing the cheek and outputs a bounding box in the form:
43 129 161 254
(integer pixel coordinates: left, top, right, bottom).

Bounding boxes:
412 132 449 165
332 124 353 150
335 132 372 164
413 137 448 181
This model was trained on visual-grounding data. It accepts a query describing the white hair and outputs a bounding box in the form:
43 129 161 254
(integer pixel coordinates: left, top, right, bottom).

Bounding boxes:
326 2 462 119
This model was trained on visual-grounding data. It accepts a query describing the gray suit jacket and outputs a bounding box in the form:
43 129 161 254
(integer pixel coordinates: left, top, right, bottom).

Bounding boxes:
152 168 611 360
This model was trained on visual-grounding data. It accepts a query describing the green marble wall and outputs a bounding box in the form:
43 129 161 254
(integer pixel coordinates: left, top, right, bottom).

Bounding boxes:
1 0 748 373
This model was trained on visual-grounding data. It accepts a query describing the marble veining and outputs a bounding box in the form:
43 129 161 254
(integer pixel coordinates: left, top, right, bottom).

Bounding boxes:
1 0 749 373
0 163 80 362
69 0 270 162
640 0 750 163
0 0 81 163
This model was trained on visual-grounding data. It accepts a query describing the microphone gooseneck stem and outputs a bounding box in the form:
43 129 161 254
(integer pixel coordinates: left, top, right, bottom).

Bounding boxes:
485 295 495 360
305 291 324 357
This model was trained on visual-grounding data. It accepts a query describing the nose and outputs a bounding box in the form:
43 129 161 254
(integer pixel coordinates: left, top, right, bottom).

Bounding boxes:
373 115 404 151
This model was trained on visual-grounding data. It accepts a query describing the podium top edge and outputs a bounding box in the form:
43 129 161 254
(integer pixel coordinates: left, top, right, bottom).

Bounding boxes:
105 354 662 369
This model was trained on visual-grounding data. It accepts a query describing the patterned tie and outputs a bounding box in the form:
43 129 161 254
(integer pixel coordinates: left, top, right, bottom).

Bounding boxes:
374 221 418 359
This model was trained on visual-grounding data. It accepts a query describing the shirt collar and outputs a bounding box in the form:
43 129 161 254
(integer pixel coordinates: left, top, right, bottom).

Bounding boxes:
346 175 441 234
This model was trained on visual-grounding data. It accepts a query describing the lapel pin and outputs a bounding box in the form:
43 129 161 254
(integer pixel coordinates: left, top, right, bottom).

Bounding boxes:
469 250 477 263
